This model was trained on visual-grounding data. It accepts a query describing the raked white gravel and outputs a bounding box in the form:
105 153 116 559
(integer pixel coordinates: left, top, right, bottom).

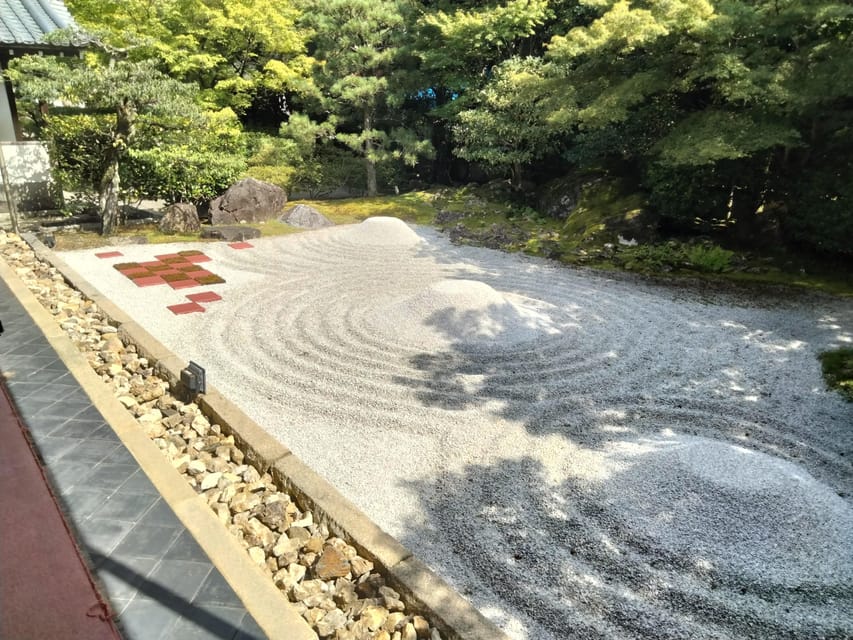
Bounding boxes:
61 217 853 640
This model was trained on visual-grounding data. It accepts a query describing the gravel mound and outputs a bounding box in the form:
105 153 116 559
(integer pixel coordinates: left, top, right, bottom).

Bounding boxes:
59 218 853 640
342 216 422 246
597 434 853 585
367 279 562 349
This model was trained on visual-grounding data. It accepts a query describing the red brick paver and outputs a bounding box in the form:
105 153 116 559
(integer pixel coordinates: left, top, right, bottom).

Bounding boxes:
167 301 205 315
186 291 222 303
132 275 167 287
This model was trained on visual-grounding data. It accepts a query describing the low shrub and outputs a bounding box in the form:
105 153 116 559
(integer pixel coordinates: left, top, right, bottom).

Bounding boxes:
685 244 734 273
620 241 734 273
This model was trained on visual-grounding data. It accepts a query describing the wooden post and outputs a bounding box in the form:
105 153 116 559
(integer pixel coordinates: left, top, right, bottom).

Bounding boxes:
0 143 19 233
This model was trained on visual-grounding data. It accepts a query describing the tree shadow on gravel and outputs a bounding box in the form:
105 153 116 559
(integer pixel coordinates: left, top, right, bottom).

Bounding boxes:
391 289 853 479
400 452 853 640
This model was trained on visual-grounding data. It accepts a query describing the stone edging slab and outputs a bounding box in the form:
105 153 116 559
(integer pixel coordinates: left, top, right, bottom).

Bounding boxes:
22 233 509 640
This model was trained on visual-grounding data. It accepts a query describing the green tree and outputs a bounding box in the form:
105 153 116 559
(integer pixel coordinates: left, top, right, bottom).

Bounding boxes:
298 0 432 196
453 56 556 185
66 0 314 114
8 56 201 234
411 0 565 181
540 0 853 250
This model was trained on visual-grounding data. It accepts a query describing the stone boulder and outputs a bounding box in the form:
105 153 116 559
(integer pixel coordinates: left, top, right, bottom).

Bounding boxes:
280 204 334 229
158 202 200 234
200 225 261 242
537 176 581 221
209 178 287 224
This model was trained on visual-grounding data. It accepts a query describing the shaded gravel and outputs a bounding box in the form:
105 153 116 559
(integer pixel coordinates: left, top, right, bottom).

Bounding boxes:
57 219 853 640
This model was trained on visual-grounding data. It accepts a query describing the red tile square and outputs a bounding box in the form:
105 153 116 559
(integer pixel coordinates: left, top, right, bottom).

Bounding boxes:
133 275 166 287
228 242 253 250
167 302 205 315
167 279 199 290
96 251 124 259
184 270 212 279
118 267 150 278
186 291 222 303
182 253 211 263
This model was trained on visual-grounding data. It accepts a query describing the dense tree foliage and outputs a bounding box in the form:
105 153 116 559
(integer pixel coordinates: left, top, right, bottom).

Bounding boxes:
296 0 433 195
10 0 852 253
65 0 313 113
540 0 853 252
8 56 214 234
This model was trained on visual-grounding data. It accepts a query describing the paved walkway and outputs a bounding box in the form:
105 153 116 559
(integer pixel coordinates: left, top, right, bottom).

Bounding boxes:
0 276 265 640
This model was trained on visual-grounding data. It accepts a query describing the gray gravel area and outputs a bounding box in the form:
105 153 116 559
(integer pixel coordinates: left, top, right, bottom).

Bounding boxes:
60 217 853 639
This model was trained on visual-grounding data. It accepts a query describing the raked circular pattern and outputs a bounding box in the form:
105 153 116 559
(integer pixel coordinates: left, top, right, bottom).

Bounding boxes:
61 219 853 640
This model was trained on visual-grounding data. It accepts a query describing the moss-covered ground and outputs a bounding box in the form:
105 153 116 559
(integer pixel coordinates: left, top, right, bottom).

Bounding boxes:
48 182 852 297
819 348 853 401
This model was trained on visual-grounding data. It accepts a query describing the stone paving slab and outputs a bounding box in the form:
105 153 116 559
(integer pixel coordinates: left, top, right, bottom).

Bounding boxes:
0 377 123 640
0 276 265 640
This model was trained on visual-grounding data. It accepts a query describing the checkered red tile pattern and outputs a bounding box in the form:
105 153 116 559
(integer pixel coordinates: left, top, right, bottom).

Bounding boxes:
101 249 229 315
112 250 225 290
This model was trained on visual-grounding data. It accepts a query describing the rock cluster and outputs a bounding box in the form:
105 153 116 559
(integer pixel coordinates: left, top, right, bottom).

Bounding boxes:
0 230 442 640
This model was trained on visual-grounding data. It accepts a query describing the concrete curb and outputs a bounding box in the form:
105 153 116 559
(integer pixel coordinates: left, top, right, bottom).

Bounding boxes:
0 253 317 640
21 233 510 640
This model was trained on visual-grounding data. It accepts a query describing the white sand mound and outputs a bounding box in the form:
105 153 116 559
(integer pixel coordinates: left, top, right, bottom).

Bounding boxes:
599 435 853 585
343 216 422 246
369 278 561 347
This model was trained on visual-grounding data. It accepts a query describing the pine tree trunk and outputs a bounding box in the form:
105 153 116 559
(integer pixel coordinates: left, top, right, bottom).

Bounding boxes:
366 158 378 197
364 110 378 197
100 154 120 235
512 161 523 188
100 101 135 235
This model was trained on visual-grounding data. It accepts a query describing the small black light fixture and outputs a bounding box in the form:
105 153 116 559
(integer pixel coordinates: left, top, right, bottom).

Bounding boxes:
181 361 206 397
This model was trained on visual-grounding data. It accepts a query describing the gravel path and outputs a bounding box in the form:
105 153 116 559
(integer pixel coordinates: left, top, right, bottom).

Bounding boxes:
60 218 853 639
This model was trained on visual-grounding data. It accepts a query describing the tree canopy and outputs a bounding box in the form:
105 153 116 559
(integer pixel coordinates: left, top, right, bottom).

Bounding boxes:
9 0 851 252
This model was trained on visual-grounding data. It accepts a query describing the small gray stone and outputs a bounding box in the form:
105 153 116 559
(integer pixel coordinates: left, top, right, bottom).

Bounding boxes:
200 472 222 491
199 225 262 242
280 204 334 229
316 608 347 637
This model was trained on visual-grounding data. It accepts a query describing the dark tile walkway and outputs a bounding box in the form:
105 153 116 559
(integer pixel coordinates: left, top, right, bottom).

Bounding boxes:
0 277 265 640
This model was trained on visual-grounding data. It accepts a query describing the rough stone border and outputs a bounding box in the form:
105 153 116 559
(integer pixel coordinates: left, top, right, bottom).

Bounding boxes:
23 233 509 640
0 248 316 640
